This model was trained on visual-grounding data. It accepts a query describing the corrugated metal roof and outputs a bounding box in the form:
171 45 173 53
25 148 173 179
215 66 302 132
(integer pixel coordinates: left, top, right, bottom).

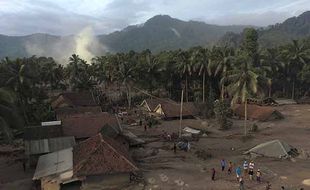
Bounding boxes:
33 148 73 180
23 125 63 140
25 136 76 155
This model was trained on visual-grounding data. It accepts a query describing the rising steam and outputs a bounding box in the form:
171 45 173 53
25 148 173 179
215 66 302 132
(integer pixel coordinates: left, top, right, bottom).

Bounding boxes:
25 26 107 64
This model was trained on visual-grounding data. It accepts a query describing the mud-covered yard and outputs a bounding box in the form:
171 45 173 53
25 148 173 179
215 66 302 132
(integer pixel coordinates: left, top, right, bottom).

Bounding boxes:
0 104 309 190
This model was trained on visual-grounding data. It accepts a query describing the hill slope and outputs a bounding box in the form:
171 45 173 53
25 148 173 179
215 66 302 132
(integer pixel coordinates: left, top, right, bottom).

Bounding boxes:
0 12 310 59
219 11 310 47
98 15 250 52
0 15 250 58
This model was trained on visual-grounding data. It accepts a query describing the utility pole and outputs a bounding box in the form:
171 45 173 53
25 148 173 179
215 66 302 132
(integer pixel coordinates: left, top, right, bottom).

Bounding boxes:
179 89 184 137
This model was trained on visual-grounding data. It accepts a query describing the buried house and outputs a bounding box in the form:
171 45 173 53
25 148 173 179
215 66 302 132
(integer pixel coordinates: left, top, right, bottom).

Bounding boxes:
61 112 137 148
244 140 299 159
51 92 99 109
232 104 283 121
33 133 138 190
154 101 198 119
55 106 102 120
61 112 122 140
140 98 176 112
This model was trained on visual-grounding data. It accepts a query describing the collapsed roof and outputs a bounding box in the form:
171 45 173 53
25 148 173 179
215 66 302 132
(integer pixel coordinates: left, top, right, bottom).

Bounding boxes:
140 98 176 112
244 140 298 159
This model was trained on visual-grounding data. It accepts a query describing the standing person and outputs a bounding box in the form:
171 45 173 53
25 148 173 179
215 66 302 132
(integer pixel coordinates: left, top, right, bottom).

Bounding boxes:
211 168 216 181
144 124 147 131
243 161 248 176
256 169 262 183
228 161 233 175
173 142 177 154
22 160 26 172
235 166 242 181
265 181 271 190
239 177 245 190
220 159 226 172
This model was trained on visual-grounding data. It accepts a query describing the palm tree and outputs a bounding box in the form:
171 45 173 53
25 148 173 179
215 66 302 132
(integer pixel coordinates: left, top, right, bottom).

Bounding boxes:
281 40 309 99
141 50 164 93
176 50 192 102
260 48 281 97
227 55 258 136
0 88 23 143
213 47 234 100
191 47 210 102
115 53 138 108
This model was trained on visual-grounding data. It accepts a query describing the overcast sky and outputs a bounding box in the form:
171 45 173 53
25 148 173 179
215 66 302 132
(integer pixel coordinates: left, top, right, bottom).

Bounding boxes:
0 0 309 35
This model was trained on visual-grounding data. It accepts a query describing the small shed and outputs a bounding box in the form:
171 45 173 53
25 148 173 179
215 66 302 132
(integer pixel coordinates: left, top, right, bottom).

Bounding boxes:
33 148 75 190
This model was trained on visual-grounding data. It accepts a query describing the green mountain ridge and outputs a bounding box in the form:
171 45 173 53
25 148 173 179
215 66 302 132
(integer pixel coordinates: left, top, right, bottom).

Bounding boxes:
219 11 310 47
0 12 310 59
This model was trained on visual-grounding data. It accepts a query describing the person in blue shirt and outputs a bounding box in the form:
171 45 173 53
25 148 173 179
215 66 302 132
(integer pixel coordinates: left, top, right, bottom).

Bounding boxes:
235 166 242 181
220 159 226 171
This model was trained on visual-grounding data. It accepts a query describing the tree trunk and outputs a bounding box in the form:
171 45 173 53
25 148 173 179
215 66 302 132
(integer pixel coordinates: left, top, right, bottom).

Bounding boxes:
244 100 248 136
202 71 205 103
185 75 188 102
268 86 271 97
221 84 225 100
291 79 295 100
126 84 131 109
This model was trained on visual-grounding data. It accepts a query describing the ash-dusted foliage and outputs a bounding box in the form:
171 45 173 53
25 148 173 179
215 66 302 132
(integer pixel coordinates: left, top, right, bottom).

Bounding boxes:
0 29 310 140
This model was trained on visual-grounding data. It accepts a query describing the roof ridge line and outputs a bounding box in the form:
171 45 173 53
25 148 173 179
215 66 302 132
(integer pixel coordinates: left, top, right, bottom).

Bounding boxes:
75 134 102 174
99 134 138 171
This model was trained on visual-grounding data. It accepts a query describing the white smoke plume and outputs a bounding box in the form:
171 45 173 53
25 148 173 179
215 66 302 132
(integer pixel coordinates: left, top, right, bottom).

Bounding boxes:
25 26 107 64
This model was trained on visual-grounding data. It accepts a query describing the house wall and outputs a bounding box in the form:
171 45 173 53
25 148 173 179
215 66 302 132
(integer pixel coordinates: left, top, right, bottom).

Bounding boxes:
81 173 130 190
52 96 70 109
155 106 164 115
41 178 60 190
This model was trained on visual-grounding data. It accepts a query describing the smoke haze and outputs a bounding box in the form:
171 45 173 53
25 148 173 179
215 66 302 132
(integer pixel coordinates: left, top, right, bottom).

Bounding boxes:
25 26 106 64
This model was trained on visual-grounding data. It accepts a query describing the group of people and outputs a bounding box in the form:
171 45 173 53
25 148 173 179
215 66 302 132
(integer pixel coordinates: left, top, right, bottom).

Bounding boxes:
211 159 265 190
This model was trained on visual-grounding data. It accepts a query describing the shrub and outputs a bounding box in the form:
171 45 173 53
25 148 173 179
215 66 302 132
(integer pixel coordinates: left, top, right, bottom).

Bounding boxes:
250 123 258 132
214 100 232 130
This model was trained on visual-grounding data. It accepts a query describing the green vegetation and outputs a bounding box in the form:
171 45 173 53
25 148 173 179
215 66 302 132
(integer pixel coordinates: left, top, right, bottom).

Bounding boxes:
0 28 310 140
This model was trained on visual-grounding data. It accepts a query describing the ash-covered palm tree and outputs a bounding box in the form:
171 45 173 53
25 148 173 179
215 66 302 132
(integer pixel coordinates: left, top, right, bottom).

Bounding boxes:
227 55 258 136
191 47 210 102
213 46 234 100
281 40 309 99
176 50 192 102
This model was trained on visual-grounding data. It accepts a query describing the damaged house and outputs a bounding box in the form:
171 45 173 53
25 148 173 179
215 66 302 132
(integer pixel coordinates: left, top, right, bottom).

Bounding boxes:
33 133 138 190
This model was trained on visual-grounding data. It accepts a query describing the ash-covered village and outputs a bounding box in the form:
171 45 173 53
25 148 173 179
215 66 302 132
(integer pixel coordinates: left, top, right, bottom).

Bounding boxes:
1 1 310 190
